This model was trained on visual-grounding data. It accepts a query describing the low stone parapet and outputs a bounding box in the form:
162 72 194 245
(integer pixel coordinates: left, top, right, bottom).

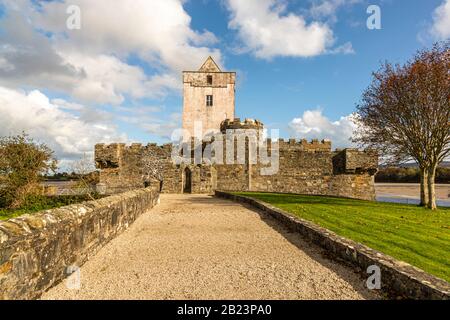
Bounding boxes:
0 187 160 300
215 191 450 300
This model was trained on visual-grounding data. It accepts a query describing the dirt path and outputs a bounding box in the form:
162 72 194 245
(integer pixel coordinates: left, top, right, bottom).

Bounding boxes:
42 194 378 300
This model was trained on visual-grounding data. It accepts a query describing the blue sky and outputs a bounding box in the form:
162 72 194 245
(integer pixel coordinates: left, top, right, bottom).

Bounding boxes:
183 0 445 131
0 0 448 167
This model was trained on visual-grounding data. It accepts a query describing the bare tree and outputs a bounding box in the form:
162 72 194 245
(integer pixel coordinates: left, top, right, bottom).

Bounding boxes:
141 147 168 191
354 41 449 209
70 153 98 200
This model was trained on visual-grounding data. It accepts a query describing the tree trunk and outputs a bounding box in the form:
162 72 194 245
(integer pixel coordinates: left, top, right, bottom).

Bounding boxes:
427 165 437 210
419 167 429 207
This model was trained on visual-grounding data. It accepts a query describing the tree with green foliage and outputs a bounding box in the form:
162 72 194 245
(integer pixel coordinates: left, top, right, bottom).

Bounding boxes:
354 42 450 209
0 133 57 208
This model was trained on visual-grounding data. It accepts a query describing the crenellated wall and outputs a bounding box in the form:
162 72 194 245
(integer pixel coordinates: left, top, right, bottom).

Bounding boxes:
213 138 377 200
94 134 378 200
95 143 174 194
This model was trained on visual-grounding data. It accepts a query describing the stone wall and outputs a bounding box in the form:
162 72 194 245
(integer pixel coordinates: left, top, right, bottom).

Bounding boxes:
95 138 378 201
0 187 160 300
214 140 378 201
333 148 378 175
246 145 334 195
96 143 177 194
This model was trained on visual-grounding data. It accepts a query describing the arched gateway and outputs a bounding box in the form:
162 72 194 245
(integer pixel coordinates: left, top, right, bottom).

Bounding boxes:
183 167 192 194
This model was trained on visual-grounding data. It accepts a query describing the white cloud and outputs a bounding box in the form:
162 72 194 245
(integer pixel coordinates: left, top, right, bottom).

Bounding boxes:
327 41 355 54
226 0 335 59
309 0 361 22
31 0 221 72
0 86 127 168
430 0 450 40
0 9 83 94
57 53 180 105
0 0 220 104
288 109 356 149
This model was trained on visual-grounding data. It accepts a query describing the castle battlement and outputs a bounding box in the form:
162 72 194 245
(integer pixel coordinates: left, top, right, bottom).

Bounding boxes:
220 118 264 132
95 138 377 169
332 148 378 175
95 142 172 151
275 138 332 152
95 142 173 170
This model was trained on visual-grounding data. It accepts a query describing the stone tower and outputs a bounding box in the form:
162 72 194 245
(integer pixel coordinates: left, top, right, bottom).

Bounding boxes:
182 56 236 140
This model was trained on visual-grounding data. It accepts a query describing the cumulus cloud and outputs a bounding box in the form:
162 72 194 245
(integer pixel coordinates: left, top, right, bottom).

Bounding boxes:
288 109 356 149
430 0 450 40
0 0 221 165
0 9 83 93
56 53 180 105
226 0 335 59
0 86 127 168
31 0 221 72
0 0 220 104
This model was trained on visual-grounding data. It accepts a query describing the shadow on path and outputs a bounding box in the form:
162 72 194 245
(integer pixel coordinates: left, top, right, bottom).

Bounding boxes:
199 195 382 300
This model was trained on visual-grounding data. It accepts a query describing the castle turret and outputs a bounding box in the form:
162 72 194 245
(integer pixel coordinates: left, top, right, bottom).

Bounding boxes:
220 118 264 133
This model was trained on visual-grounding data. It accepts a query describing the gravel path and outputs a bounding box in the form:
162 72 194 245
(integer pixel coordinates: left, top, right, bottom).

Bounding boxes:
42 194 379 300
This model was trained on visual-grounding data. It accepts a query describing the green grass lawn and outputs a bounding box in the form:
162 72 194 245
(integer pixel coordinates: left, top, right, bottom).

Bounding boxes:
0 194 102 221
234 192 450 283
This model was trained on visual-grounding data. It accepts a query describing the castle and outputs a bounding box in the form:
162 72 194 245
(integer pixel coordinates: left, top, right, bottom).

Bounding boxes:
95 57 378 200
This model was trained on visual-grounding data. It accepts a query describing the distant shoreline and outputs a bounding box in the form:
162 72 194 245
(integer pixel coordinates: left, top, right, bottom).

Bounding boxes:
375 182 449 185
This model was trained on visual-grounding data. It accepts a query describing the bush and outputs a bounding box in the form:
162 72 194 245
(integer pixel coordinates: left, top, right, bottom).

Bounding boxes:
0 133 57 208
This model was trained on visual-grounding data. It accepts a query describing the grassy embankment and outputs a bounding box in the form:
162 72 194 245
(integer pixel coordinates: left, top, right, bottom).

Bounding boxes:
234 192 450 282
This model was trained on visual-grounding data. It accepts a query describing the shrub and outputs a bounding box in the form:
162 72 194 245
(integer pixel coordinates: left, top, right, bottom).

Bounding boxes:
0 133 57 209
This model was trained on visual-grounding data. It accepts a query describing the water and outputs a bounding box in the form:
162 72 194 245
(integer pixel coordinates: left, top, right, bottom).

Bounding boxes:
376 196 450 207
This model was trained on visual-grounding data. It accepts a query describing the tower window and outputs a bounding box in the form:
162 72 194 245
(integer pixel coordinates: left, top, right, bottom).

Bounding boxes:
207 75 213 85
206 95 213 107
